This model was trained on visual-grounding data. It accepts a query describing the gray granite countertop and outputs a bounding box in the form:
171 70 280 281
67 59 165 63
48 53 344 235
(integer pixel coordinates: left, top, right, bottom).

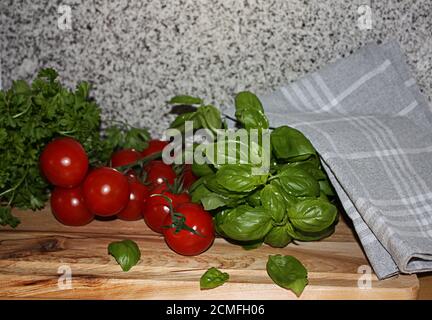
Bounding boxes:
1 0 431 136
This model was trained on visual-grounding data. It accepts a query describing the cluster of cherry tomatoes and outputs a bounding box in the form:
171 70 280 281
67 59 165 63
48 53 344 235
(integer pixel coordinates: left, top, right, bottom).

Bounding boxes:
39 137 215 256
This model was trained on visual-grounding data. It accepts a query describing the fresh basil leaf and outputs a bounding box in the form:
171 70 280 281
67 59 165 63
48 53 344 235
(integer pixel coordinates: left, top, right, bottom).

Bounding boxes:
218 205 273 241
108 239 141 272
264 225 292 248
188 175 206 193
318 192 329 202
234 91 269 129
241 239 264 250
201 193 231 210
204 175 232 196
204 175 249 199
266 255 308 297
283 161 327 181
271 126 316 161
214 164 268 193
287 225 336 241
277 167 320 197
288 199 337 233
260 184 286 223
213 209 229 236
235 109 269 131
170 112 201 132
319 178 336 196
246 188 262 207
197 105 222 133
168 95 203 105
190 183 213 203
191 161 214 177
269 180 298 209
200 267 229 290
235 91 265 114
205 138 264 169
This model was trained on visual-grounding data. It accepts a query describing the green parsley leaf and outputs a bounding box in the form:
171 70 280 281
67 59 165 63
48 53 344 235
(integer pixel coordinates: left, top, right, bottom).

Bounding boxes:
0 207 20 228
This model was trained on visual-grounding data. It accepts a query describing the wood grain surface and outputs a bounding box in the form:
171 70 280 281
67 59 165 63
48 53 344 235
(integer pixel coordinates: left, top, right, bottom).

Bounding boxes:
0 207 419 300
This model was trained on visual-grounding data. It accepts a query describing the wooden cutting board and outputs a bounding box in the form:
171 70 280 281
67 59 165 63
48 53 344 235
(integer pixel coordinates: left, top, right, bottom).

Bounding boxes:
0 207 418 299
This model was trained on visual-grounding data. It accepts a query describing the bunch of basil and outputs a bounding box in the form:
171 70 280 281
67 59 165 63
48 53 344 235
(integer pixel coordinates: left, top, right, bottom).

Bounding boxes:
169 91 338 248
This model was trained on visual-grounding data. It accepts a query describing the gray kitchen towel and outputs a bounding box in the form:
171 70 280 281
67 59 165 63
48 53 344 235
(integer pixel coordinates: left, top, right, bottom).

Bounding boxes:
226 40 432 279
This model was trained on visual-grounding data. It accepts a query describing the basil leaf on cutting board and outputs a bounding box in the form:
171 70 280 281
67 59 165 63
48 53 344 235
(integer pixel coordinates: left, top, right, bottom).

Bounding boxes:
200 267 230 290
266 255 308 297
108 239 141 272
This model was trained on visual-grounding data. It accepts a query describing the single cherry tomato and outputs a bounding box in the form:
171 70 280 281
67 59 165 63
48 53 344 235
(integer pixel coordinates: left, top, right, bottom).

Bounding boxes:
182 164 198 189
117 179 150 221
142 188 191 233
82 167 130 217
149 183 191 205
144 160 176 186
110 149 141 167
141 140 169 157
50 186 94 226
124 169 139 181
40 138 88 188
162 203 215 256
149 182 170 194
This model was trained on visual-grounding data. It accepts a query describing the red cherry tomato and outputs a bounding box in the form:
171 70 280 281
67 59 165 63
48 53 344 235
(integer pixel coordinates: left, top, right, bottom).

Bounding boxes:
144 160 176 186
149 182 170 194
124 169 139 181
110 149 141 167
162 203 215 256
117 179 150 221
50 186 94 226
149 183 191 205
142 188 190 233
40 138 88 188
141 140 169 157
182 164 198 189
82 167 130 217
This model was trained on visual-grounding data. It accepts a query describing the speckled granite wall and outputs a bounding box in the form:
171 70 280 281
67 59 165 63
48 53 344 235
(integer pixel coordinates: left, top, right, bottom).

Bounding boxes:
1 0 431 136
